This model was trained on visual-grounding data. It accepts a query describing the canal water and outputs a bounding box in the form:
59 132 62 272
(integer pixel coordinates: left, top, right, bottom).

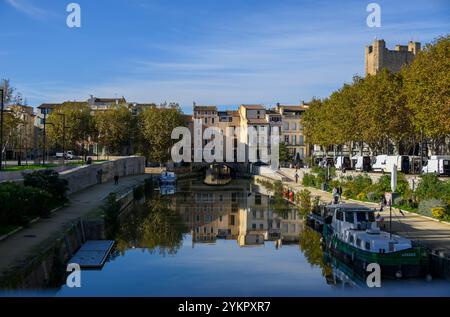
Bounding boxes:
6 179 450 296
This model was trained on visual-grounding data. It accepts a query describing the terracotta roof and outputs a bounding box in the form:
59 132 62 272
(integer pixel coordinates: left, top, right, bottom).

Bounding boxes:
278 105 309 111
247 118 269 124
241 104 265 110
91 97 126 103
194 105 217 111
37 103 62 109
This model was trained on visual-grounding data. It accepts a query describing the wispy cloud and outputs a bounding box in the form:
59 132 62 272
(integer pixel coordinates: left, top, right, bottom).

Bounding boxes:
5 0 48 20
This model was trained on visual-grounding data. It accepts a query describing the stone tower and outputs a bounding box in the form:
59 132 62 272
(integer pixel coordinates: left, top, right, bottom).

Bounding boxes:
365 39 420 76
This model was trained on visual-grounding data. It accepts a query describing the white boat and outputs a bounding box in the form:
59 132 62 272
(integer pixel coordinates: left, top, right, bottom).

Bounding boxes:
159 171 177 183
320 203 427 278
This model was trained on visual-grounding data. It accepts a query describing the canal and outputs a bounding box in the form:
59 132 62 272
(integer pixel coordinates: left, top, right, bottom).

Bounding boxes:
4 178 450 296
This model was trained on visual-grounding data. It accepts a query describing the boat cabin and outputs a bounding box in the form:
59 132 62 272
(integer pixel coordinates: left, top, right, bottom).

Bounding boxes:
326 204 412 253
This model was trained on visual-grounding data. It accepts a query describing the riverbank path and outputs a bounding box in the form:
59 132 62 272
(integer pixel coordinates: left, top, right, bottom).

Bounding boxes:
0 172 155 278
275 168 450 254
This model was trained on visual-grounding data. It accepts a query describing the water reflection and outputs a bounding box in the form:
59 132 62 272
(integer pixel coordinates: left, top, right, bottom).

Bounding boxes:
63 178 447 296
114 195 189 256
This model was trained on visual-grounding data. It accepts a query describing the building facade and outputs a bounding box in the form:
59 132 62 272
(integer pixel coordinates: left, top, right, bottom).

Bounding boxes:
275 102 310 161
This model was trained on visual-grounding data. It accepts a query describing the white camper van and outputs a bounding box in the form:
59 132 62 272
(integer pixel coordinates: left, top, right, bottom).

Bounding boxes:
334 156 351 170
352 155 372 172
422 156 450 176
372 155 412 173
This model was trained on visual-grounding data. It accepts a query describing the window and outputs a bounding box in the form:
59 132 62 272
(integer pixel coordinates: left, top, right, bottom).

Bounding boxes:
252 223 257 229
212 118 215 124
356 238 362 247
349 235 354 243
259 223 264 229
230 215 235 226
368 212 375 222
356 212 367 222
336 210 343 221
365 241 371 250
255 194 262 205
283 122 289 131
299 135 304 145
345 212 354 223
204 118 208 124
285 135 289 144
219 216 223 222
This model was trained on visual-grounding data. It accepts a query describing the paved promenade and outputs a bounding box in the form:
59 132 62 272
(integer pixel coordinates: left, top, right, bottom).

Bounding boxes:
277 168 450 254
0 173 151 276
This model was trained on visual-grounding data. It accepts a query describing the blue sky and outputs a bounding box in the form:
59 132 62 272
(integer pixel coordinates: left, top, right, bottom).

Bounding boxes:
0 0 449 113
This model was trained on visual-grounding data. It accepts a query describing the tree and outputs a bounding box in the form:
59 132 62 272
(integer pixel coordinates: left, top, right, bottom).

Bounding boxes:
403 35 450 153
94 104 135 155
358 69 412 154
0 79 25 106
138 104 185 163
46 102 93 154
279 142 289 163
297 189 312 217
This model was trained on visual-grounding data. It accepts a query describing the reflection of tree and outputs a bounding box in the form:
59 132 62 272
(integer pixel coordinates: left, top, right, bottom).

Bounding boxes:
298 225 332 277
114 196 189 256
258 179 291 216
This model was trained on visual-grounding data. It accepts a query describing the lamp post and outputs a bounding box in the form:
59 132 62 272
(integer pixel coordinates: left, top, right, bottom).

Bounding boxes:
0 88 4 170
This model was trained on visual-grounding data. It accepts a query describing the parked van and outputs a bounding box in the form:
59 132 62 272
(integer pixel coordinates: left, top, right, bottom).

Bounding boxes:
55 150 74 160
352 155 372 172
334 156 351 170
372 155 412 173
318 157 334 168
422 156 450 176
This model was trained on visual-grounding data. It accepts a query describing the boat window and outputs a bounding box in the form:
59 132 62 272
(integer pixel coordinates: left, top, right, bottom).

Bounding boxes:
365 241 371 250
349 235 354 243
336 210 343 221
368 212 375 222
356 212 367 222
345 212 354 223
356 238 362 247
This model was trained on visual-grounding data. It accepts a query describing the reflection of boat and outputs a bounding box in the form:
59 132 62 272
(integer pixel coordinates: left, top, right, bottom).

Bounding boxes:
160 184 176 195
317 203 428 278
159 171 176 183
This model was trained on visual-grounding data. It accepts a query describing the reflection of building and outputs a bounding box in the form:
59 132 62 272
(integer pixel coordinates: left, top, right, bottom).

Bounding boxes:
173 181 302 247
175 184 245 245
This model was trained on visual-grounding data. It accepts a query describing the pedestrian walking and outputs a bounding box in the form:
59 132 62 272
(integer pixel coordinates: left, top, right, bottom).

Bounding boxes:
337 186 342 199
295 172 299 184
114 173 119 185
332 186 339 204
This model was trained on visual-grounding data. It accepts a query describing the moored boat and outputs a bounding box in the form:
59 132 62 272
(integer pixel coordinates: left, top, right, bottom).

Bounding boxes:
316 203 428 278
